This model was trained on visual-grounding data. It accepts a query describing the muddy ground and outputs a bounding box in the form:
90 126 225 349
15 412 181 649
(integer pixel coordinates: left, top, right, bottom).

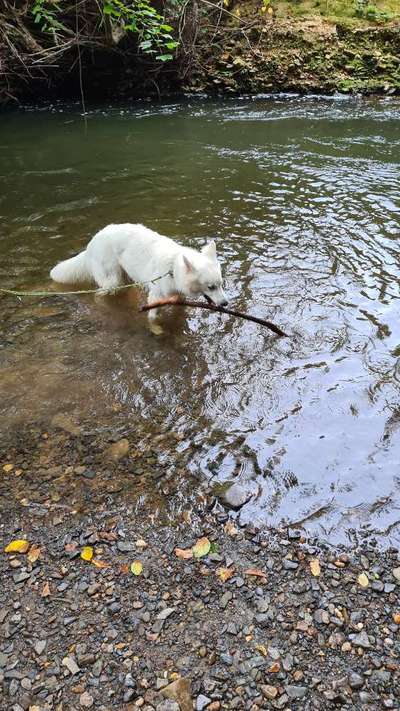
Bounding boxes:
0 419 399 711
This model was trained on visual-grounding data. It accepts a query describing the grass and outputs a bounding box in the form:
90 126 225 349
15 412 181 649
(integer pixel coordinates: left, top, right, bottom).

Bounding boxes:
270 0 400 23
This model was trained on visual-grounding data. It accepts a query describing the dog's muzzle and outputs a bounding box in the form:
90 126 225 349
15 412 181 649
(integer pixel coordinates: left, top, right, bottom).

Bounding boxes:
203 293 228 307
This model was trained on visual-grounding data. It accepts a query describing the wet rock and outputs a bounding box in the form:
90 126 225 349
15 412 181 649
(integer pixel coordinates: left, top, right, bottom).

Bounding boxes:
285 685 307 699
196 695 211 710
261 685 278 699
62 656 80 675
351 630 370 649
161 678 192 711
348 672 364 690
106 438 130 461
79 690 94 707
51 413 81 435
219 483 250 510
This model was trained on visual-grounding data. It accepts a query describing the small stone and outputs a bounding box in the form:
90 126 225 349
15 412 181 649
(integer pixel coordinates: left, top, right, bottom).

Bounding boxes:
348 672 364 690
161 677 192 711
196 695 211 710
220 591 233 609
0 652 8 668
219 483 250 510
359 691 375 704
283 559 298 570
157 702 180 711
117 541 135 553
62 656 80 675
392 567 400 582
282 654 294 672
285 686 307 699
34 640 47 655
314 609 330 625
261 685 278 699
351 630 370 649
79 691 94 707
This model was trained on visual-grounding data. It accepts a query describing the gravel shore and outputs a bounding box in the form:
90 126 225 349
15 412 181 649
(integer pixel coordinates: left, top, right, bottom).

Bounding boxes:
1 421 399 711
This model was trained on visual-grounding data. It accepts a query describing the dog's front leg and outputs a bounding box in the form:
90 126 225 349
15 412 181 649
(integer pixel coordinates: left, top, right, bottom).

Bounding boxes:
147 289 163 335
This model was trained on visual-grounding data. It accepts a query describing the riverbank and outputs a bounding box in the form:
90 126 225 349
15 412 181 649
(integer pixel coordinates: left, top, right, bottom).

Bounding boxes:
1 1 399 104
1 420 399 710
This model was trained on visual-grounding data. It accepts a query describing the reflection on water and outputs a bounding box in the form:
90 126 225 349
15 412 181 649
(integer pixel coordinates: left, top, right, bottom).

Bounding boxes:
1 95 400 546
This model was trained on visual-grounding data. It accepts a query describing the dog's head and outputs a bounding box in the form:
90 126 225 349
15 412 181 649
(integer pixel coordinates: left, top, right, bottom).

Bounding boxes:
180 241 227 306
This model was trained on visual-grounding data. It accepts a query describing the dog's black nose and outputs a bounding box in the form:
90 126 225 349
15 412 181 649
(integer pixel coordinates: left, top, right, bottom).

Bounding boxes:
220 300 228 307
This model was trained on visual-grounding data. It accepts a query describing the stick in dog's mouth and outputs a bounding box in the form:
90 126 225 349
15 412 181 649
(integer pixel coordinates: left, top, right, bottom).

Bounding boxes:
203 294 214 305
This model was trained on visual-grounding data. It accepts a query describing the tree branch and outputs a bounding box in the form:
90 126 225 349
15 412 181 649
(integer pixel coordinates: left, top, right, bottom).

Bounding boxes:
140 296 288 338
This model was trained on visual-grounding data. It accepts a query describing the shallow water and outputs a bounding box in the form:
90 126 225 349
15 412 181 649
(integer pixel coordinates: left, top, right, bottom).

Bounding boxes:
1 95 400 546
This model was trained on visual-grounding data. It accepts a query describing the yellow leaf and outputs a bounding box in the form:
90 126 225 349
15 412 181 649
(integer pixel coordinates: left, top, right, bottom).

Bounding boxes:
80 546 93 562
192 537 211 559
267 6 273 13
255 644 268 657
358 572 369 588
310 559 321 577
130 560 143 576
91 558 109 569
27 545 41 563
2 463 14 473
175 547 193 559
216 567 234 583
4 539 30 554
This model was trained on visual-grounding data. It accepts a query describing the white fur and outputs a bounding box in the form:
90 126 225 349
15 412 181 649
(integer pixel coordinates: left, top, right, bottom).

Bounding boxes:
50 223 227 325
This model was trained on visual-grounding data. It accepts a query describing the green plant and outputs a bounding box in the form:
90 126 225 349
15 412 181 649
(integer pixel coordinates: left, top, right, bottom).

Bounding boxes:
102 0 179 60
32 0 67 33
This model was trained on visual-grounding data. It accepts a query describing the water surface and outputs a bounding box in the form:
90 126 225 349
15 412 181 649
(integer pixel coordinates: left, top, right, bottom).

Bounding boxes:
1 95 400 546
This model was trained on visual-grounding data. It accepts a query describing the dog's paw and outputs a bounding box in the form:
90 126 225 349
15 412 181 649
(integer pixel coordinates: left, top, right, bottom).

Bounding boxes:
149 322 164 336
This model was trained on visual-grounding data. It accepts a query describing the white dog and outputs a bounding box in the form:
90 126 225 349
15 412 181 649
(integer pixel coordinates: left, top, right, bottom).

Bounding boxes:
50 223 227 333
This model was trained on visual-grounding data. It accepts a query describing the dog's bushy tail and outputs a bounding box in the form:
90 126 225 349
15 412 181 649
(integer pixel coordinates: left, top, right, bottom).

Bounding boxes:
50 250 92 284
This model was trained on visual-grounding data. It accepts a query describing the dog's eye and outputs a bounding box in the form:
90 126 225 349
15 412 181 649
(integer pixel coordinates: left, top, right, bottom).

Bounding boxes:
208 285 216 291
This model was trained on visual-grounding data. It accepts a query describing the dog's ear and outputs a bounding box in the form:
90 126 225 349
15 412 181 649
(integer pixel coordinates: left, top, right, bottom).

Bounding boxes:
183 255 194 273
202 241 217 259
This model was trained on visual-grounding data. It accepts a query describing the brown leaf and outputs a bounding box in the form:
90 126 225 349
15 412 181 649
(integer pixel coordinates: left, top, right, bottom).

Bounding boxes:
99 531 118 542
120 564 130 574
41 581 51 597
27 545 41 563
244 568 267 579
393 612 400 625
174 547 193 560
65 542 78 553
91 558 109 569
268 661 280 673
224 521 238 536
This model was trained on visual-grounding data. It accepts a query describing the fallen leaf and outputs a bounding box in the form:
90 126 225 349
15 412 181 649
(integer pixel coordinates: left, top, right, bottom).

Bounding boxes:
224 521 238 536
358 572 369 588
2 463 14 473
91 558 109 569
310 559 321 577
80 546 93 562
130 560 143 576
393 612 400 625
41 581 51 597
27 545 41 563
268 661 280 673
216 567 235 583
244 568 267 579
192 537 211 558
174 547 193 560
99 531 118 542
120 564 129 574
4 539 30 554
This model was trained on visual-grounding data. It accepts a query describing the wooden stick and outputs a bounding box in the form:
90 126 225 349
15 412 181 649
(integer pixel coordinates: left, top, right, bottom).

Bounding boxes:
140 297 288 338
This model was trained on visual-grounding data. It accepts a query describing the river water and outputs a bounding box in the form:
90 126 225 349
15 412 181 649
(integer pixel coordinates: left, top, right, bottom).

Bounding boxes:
1 95 399 546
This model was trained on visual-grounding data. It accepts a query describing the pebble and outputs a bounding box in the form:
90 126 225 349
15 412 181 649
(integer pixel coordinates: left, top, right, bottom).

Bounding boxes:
219 483 250 510
220 591 233 609
261 685 278 699
62 656 80 675
80 691 94 707
392 567 400 581
285 685 307 699
117 541 135 552
106 438 130 461
196 695 211 710
351 630 370 649
348 672 364 690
